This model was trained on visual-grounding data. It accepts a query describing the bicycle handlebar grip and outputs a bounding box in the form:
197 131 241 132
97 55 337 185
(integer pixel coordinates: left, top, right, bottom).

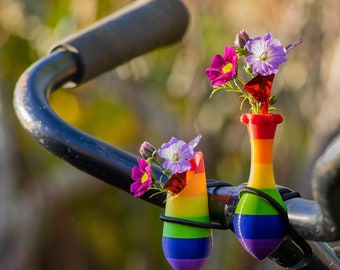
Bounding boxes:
50 0 189 84
311 135 340 240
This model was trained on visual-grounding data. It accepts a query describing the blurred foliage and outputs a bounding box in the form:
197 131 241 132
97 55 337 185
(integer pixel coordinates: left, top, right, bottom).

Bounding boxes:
2 0 340 269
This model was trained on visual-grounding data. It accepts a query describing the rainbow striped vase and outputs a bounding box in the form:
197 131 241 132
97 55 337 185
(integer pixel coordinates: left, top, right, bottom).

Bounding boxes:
233 113 287 260
162 152 212 270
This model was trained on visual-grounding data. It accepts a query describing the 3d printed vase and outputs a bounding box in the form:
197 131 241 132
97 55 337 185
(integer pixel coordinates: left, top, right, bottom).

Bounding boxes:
162 152 212 270
233 113 287 260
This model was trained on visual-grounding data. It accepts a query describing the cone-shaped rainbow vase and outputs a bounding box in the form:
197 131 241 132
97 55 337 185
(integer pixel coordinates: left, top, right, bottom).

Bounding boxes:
162 152 212 269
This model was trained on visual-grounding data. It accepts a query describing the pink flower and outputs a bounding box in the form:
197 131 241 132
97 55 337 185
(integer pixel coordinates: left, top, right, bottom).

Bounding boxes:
205 46 238 86
130 159 152 197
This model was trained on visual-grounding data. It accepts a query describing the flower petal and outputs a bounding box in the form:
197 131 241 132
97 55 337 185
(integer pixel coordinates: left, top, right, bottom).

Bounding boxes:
158 136 201 174
245 33 286 76
164 172 187 194
205 46 238 86
243 74 275 114
130 159 152 197
189 134 202 148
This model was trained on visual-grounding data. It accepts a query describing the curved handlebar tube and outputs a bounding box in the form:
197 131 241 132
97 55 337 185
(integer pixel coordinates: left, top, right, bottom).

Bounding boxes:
50 0 189 85
12 0 340 269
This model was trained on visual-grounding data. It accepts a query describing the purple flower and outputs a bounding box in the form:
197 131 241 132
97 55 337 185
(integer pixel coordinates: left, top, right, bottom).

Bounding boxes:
205 46 238 86
245 33 287 76
158 135 201 174
130 159 152 197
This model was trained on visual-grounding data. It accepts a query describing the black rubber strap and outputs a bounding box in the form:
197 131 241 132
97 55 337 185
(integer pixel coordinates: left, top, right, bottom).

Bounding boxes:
160 214 226 230
159 180 233 230
238 186 290 224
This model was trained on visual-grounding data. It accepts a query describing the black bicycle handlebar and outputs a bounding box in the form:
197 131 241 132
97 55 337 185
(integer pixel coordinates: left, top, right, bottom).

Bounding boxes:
12 0 340 269
50 0 189 84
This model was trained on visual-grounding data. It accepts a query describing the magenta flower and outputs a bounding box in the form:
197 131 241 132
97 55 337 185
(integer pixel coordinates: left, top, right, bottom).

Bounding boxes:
130 159 152 197
158 135 201 174
205 46 238 86
245 33 287 76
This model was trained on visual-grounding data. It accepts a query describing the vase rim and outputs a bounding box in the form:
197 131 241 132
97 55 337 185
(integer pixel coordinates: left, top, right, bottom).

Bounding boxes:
240 113 283 125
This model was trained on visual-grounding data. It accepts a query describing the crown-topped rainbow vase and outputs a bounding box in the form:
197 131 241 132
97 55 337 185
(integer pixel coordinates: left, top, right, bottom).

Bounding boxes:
233 113 287 260
162 152 212 270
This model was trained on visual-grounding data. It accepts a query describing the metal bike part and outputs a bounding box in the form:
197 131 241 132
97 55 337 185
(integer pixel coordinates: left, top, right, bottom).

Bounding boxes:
269 238 340 270
311 135 340 241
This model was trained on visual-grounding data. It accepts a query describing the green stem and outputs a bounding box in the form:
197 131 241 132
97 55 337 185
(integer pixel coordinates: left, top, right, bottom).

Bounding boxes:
235 76 246 86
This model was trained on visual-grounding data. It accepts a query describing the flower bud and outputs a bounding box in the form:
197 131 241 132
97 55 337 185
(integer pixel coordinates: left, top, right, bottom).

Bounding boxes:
139 141 157 159
234 29 250 50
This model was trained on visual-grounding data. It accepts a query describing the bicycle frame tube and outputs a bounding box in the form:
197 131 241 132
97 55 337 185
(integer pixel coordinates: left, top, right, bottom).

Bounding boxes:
12 0 340 269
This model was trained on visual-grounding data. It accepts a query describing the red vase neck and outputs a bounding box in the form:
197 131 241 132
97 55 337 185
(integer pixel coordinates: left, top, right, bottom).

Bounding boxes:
240 113 283 140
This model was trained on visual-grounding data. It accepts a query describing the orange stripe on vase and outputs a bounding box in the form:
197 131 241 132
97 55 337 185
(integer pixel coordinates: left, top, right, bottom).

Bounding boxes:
251 139 274 164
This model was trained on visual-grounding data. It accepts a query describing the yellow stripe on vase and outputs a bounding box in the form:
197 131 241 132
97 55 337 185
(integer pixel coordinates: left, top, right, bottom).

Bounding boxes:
248 164 276 189
165 195 209 217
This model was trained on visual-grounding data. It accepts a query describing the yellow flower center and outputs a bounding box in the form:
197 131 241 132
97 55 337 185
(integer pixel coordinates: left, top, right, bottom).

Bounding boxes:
172 152 180 161
259 51 268 61
141 172 149 183
222 62 233 74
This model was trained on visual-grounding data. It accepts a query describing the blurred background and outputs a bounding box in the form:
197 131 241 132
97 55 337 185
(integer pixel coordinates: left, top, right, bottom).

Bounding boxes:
1 0 340 269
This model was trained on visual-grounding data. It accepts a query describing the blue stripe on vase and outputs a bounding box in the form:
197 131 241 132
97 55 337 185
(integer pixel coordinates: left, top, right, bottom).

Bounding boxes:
162 236 212 259
233 214 286 239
